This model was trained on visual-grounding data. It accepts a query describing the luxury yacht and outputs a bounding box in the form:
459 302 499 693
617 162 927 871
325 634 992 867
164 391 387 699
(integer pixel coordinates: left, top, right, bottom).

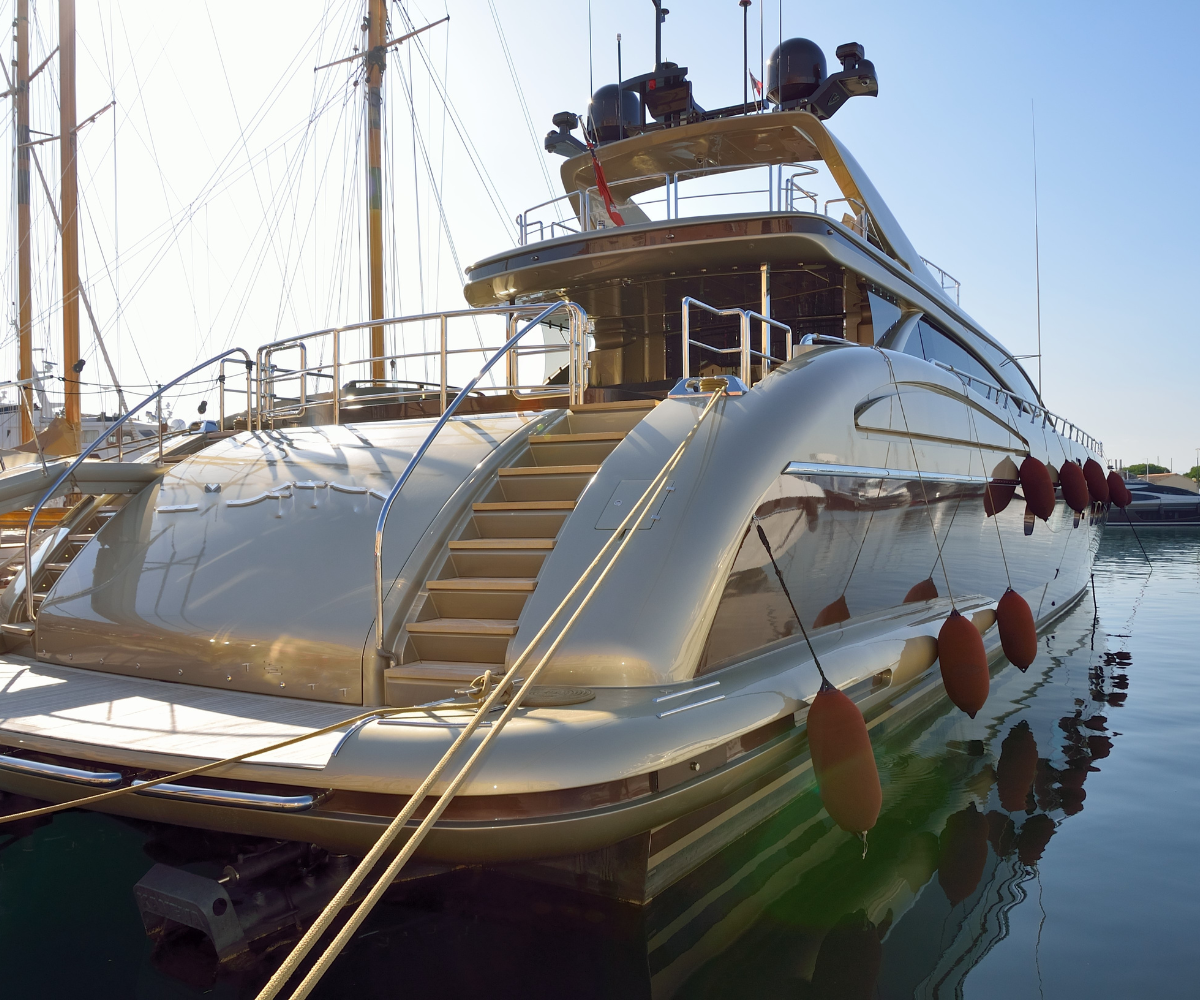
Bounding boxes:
1106 476 1200 527
0 34 1105 918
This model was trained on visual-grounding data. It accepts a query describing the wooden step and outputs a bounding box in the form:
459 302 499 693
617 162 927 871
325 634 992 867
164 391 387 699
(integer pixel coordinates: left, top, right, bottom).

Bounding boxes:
569 399 657 412
448 537 555 551
472 500 576 512
427 577 537 592
406 618 518 637
384 661 493 683
529 431 625 444
68 534 95 544
498 464 600 477
44 562 71 573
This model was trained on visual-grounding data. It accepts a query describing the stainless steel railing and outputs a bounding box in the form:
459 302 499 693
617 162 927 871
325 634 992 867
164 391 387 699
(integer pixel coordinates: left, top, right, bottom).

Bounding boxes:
20 347 253 621
681 296 793 384
372 301 587 666
929 360 1103 456
921 257 962 305
255 304 590 427
517 161 842 246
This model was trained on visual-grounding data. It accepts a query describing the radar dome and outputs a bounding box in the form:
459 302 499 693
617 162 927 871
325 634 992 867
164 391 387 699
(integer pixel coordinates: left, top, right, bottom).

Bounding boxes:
767 38 827 104
588 84 639 143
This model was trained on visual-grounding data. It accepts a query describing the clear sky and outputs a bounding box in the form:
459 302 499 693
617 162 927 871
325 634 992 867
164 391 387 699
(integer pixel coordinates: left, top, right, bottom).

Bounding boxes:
2 1 1196 471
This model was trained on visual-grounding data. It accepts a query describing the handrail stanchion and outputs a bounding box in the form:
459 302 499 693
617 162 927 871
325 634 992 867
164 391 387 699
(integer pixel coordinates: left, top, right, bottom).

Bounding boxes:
254 349 263 431
156 386 163 465
332 330 341 425
21 347 254 623
18 389 47 475
681 297 791 386
373 302 572 671
439 316 448 414
740 313 752 383
506 314 519 393
570 309 582 406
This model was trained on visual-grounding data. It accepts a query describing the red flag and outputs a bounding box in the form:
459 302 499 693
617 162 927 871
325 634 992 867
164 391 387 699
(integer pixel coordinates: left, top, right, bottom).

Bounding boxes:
749 70 762 97
586 140 625 227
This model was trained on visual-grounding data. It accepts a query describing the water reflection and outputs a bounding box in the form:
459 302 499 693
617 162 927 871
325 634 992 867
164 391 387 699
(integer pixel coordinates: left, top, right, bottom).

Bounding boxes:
0 534 1169 999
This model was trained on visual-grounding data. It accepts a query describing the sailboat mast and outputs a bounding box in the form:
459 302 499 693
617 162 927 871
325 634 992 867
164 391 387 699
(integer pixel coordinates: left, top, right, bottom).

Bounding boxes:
366 0 386 382
59 0 80 439
15 0 33 441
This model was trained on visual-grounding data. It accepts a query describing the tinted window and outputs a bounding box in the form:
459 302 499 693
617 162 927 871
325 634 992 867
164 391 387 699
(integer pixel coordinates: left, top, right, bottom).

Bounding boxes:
902 320 996 388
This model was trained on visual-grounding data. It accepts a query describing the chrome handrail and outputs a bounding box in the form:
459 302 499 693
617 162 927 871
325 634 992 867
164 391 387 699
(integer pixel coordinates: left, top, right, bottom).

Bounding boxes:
518 162 828 245
681 296 792 384
372 302 586 666
920 256 962 305
790 340 1103 456
929 359 1103 456
255 305 588 428
21 347 253 621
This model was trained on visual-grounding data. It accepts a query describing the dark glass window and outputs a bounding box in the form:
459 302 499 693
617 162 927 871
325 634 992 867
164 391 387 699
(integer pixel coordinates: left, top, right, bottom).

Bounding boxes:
902 320 997 387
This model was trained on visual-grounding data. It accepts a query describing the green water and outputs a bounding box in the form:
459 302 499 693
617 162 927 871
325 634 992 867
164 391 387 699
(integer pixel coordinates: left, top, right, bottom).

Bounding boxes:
1 529 1195 998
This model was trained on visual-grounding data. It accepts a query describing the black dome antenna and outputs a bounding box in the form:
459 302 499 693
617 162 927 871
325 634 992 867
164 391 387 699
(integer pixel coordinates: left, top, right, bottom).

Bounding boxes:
765 39 878 120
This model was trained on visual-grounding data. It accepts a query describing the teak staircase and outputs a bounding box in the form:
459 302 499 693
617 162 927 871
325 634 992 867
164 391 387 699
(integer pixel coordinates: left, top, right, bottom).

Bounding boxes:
0 495 127 645
386 400 656 706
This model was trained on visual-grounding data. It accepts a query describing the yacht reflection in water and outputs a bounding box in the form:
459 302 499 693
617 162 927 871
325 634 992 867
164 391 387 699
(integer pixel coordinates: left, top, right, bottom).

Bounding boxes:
638 609 1128 1000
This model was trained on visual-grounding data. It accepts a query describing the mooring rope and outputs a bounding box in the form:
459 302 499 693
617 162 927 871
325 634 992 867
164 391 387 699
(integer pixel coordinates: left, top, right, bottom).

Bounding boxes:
0 698 473 827
255 386 728 1000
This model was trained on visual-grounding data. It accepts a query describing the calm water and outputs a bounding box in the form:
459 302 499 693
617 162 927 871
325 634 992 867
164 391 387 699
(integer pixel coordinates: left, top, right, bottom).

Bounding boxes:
1 529 1197 999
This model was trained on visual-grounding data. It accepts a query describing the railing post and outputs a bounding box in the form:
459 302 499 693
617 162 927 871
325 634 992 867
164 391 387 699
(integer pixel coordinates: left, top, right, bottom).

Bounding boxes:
218 362 226 431
298 343 308 416
439 315 448 414
332 329 341 425
760 263 771 378
156 385 163 465
739 313 752 384
505 314 519 393
682 300 691 379
568 310 579 407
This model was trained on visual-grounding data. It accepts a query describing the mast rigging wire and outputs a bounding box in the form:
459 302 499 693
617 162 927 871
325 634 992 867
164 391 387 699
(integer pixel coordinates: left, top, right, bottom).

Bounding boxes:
486 0 560 209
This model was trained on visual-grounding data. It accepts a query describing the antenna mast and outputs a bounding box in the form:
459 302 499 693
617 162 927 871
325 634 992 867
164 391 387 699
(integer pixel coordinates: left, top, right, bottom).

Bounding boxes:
366 0 386 382
15 0 33 441
740 0 751 113
653 0 666 70
1032 99 1042 397
60 0 80 442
